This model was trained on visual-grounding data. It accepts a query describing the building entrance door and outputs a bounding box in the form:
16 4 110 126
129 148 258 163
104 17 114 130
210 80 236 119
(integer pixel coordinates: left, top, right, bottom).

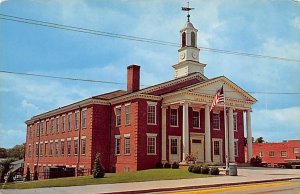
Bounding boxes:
190 136 204 162
169 136 181 163
213 139 223 163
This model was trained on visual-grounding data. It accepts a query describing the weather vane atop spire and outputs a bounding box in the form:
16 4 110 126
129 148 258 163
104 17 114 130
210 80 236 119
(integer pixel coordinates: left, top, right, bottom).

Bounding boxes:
181 0 194 22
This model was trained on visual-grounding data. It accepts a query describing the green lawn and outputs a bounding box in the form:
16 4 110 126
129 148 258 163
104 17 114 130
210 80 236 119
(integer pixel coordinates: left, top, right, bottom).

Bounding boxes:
1 168 212 189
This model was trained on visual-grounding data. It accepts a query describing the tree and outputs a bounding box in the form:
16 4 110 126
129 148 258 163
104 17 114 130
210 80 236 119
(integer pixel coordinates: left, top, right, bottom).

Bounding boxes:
6 171 14 183
0 158 15 183
93 153 105 178
0 148 7 158
244 137 254 146
33 170 38 180
25 166 31 181
255 137 265 143
7 143 25 159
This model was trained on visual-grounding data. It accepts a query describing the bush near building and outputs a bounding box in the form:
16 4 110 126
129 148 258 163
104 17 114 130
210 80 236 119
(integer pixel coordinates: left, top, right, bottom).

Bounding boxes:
93 153 105 178
250 156 262 167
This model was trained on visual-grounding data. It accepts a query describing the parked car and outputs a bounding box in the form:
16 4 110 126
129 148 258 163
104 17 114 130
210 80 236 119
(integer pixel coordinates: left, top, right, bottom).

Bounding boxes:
13 175 23 181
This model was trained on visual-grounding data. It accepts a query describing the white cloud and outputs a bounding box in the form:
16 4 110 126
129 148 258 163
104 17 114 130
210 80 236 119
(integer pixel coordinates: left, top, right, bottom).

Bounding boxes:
291 17 300 30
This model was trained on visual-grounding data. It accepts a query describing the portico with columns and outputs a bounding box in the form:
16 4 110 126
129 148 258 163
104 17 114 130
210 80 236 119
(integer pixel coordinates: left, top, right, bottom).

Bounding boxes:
160 77 256 164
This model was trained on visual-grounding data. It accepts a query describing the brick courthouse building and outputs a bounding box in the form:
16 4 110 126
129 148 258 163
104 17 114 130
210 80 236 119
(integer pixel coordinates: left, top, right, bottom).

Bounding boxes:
24 18 257 175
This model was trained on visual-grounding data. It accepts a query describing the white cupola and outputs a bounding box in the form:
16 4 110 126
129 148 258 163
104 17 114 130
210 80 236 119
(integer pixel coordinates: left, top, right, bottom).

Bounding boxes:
173 16 206 78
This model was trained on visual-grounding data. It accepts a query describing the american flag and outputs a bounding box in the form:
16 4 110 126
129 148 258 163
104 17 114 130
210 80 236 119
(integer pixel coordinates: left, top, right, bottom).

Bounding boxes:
210 86 225 112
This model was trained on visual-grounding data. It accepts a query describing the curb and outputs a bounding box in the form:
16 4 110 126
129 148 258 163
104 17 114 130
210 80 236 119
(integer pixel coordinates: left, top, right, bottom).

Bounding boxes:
104 177 300 194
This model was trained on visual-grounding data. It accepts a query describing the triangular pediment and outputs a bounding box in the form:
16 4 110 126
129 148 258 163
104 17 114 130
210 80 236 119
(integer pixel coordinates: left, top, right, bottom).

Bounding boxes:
188 76 256 102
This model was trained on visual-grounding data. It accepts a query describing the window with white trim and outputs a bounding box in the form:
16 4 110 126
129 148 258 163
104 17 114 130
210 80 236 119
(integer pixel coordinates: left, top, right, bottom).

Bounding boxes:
82 109 87 128
75 112 79 130
29 126 32 139
74 139 78 155
40 143 43 156
81 138 86 155
147 134 157 155
44 142 48 156
259 151 263 157
125 104 131 125
147 102 157 125
281 151 287 157
61 141 65 156
49 142 53 156
116 106 121 126
41 121 44 135
28 144 31 157
213 113 220 129
67 140 71 155
124 137 130 155
170 139 178 155
62 115 66 132
50 118 54 134
269 151 275 157
233 113 237 131
56 117 60 133
192 111 200 128
115 136 121 155
170 109 178 126
55 142 59 156
35 143 39 156
68 113 72 131
234 140 238 157
36 122 40 137
45 121 49 135
294 147 299 154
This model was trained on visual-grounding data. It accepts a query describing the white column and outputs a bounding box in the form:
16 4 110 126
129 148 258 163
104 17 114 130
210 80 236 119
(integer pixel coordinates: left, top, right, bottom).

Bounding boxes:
228 107 235 162
205 105 211 163
161 106 167 162
246 110 253 162
182 101 189 162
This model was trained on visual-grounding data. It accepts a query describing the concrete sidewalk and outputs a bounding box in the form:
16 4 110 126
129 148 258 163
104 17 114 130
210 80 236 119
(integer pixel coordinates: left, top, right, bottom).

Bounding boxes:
1 167 300 194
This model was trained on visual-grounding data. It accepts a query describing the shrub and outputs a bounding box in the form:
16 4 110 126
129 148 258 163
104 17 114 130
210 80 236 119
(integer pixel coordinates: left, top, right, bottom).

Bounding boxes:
33 170 38 180
185 154 196 163
171 162 179 169
155 162 163 168
6 171 14 183
284 163 292 169
210 166 220 175
93 153 105 178
192 165 202 174
202 164 210 174
25 166 31 181
188 165 195 172
163 162 171 168
250 156 262 167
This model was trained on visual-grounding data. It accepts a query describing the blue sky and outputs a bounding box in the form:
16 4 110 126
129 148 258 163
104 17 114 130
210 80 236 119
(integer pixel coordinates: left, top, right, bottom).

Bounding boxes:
0 0 299 148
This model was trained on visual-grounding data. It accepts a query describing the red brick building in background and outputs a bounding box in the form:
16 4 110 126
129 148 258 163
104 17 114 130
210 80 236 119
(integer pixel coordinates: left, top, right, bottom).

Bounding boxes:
251 140 300 167
24 18 257 176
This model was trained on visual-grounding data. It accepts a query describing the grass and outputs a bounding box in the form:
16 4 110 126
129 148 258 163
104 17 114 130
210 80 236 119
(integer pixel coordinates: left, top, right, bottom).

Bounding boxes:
1 168 212 189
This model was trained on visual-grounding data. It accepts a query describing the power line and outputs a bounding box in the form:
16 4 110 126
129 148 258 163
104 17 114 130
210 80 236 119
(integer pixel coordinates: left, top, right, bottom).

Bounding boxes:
1 70 300 95
1 13 300 63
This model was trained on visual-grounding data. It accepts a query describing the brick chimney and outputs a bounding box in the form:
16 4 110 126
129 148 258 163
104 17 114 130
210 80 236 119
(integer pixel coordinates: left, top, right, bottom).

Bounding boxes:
127 65 140 92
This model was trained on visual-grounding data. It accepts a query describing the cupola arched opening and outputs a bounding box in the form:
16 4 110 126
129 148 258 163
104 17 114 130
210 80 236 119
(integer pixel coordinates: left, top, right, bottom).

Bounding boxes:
191 32 196 47
182 32 186 47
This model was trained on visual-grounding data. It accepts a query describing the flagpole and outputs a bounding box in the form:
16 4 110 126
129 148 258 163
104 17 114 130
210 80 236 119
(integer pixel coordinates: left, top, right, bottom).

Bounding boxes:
224 87 229 173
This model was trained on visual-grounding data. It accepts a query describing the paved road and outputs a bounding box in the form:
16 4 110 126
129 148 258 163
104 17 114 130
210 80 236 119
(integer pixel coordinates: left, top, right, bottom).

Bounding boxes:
0 167 299 194
168 179 300 194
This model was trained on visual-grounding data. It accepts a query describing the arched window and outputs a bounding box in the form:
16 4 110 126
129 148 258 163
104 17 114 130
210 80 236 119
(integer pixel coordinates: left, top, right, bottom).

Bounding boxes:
191 32 196 47
182 32 186 47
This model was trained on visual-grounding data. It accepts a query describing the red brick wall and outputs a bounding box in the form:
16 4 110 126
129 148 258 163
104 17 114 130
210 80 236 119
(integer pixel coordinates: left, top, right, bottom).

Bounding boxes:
136 99 161 170
91 104 111 171
251 140 300 166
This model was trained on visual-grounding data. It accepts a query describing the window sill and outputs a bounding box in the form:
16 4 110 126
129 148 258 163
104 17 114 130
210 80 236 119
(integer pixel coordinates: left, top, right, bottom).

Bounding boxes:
125 123 131 126
124 154 131 156
147 153 157 156
115 154 121 156
213 128 221 130
193 127 201 129
81 154 86 156
147 123 157 126
170 125 179 128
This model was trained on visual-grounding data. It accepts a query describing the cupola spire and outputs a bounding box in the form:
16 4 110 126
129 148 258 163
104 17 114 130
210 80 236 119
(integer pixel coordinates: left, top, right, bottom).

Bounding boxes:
181 1 194 22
